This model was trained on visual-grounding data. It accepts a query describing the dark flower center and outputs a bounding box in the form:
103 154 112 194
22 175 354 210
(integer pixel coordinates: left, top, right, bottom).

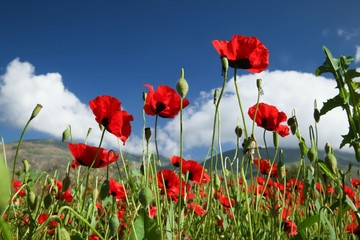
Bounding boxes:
156 102 166 114
102 118 109 128
229 58 251 69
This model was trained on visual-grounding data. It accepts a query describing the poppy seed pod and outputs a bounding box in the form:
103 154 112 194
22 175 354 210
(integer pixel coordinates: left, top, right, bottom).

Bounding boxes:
176 68 189 98
287 116 296 127
30 104 42 120
62 126 71 142
273 132 279 149
58 227 71 240
234 126 243 138
27 191 37 211
325 153 337 174
22 159 30 174
278 161 286 180
145 127 152 142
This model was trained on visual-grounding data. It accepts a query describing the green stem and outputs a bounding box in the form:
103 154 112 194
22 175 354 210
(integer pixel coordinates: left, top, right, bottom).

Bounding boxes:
154 114 160 161
178 98 184 236
233 68 249 138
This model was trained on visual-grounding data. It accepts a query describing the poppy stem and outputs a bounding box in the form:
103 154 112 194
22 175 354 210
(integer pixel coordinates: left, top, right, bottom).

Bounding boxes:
233 68 248 138
178 98 184 237
154 114 160 161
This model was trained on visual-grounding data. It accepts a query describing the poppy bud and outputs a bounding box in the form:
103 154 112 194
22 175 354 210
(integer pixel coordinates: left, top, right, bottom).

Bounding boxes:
234 126 242 138
30 104 42 120
278 161 286 180
313 100 320 123
143 92 147 102
308 165 315 176
176 68 189 98
214 174 221 189
145 127 151 142
109 214 120 237
22 159 30 174
325 142 332 154
325 153 337 174
62 176 71 192
100 179 110 200
27 191 37 211
287 116 296 127
307 146 318 163
44 193 52 209
62 126 71 142
213 89 219 105
273 132 279 149
139 187 153 208
221 57 229 76
58 227 71 240
290 124 297 135
256 79 262 90
92 187 99 204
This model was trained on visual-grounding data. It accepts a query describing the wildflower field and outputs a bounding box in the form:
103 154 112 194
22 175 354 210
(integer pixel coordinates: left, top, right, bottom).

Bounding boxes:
1 35 360 239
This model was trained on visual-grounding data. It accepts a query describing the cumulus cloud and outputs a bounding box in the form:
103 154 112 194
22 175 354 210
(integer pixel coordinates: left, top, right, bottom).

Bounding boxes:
356 45 360 63
0 59 142 153
0 59 352 160
156 70 349 158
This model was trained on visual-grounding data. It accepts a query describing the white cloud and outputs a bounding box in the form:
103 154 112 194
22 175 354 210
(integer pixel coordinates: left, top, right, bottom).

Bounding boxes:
156 70 350 159
0 59 352 161
337 28 359 40
355 45 360 63
0 59 142 154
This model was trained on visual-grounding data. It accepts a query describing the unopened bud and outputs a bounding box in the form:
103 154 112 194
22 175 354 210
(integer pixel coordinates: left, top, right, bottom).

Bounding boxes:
27 191 37 211
30 104 42 120
256 79 262 90
273 132 279 149
234 126 242 138
213 89 219 105
325 153 337 174
176 68 189 98
44 193 52 209
22 159 30 174
58 227 71 240
99 179 110 200
325 142 332 154
143 92 147 102
307 146 318 163
62 176 71 191
278 161 286 180
221 57 229 76
314 100 320 123
139 187 153 208
62 126 71 142
287 116 296 127
109 214 120 237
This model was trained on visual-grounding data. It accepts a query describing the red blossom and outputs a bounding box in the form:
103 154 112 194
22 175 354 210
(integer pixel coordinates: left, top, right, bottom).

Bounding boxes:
88 234 100 240
344 185 356 199
143 84 190 118
253 158 279 178
212 35 269 73
351 178 360 189
283 219 297 237
68 143 119 168
148 206 157 219
13 180 26 197
170 156 210 184
109 178 126 201
157 169 181 201
187 202 207 216
89 95 133 144
248 103 289 137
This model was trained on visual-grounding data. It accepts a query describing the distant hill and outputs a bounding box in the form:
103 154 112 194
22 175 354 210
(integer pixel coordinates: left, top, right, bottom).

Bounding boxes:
202 147 360 178
1 139 147 177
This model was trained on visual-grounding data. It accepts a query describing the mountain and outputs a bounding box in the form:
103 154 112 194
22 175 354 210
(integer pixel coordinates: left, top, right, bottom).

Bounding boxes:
202 147 360 177
1 139 145 176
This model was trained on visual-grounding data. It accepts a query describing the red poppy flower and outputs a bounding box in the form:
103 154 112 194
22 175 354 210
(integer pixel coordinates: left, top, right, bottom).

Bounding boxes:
109 178 126 201
248 103 289 137
89 234 100 240
216 194 235 207
148 206 157 219
344 185 356 199
253 158 279 178
89 95 134 144
68 143 119 168
170 156 210 184
283 219 297 237
351 178 360 189
187 202 207 216
13 180 26 197
212 35 269 73
143 84 190 118
157 169 181 201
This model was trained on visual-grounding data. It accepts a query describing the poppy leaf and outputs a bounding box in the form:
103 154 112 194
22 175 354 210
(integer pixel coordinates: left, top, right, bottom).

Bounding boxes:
319 95 345 116
317 161 337 181
129 211 145 240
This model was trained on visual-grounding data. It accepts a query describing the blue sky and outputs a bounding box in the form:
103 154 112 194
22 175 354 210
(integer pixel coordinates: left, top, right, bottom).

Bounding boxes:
0 0 360 160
